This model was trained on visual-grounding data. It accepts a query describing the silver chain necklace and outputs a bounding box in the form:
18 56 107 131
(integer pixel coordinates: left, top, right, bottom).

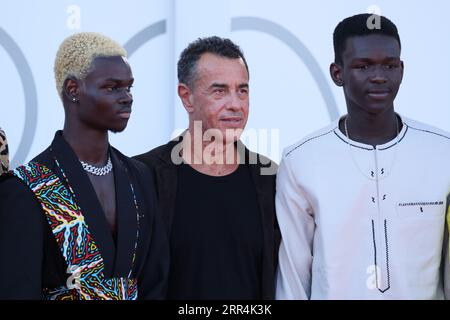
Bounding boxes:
80 154 113 176
344 115 400 181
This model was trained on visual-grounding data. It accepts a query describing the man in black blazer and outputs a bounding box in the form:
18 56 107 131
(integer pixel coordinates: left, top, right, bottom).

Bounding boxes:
134 36 279 300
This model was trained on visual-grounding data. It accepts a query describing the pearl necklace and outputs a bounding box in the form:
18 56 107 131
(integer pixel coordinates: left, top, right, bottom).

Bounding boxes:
80 155 113 176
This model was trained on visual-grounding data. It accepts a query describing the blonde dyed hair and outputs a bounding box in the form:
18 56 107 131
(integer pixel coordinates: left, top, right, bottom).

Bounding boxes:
54 32 127 100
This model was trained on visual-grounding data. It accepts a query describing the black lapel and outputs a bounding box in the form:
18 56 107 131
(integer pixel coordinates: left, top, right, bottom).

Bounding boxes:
244 145 274 298
240 143 270 222
110 149 137 277
49 131 116 277
156 141 179 235
246 148 270 235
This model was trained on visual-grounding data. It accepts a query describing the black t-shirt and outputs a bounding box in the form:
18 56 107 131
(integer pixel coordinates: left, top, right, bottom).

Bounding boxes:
168 163 263 300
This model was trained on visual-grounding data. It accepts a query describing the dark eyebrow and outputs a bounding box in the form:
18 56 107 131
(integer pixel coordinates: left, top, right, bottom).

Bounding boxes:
351 57 400 63
383 57 401 62
351 58 372 63
103 78 134 84
210 83 227 89
208 83 249 90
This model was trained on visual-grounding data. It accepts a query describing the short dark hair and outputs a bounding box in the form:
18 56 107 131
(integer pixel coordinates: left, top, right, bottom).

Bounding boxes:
177 36 249 87
333 14 401 64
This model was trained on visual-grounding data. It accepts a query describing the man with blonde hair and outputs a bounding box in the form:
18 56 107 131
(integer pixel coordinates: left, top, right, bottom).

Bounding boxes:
0 32 169 300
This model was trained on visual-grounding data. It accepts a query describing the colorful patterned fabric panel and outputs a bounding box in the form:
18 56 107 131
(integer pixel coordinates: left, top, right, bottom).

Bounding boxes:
14 162 137 300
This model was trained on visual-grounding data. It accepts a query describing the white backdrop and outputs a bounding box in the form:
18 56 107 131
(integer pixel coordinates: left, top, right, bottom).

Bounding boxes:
1 0 449 167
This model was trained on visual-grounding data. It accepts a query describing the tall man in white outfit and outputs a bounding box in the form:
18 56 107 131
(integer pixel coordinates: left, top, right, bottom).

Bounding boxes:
275 13 450 299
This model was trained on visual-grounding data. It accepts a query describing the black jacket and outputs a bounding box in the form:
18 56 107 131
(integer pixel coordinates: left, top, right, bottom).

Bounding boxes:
0 131 169 299
134 136 280 299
